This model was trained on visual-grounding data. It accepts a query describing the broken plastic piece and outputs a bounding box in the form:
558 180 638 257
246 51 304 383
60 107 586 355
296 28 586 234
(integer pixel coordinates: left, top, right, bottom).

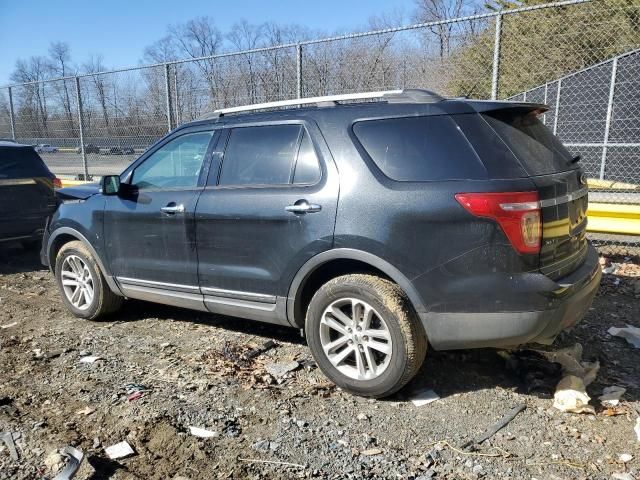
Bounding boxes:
105 441 135 459
553 375 595 414
608 325 640 348
52 446 84 480
409 388 440 407
189 426 217 438
0 431 18 460
599 386 626 406
265 361 300 377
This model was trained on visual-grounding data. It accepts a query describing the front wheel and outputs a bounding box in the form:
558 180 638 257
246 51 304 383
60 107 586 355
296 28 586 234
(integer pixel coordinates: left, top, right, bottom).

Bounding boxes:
55 241 123 320
305 274 427 398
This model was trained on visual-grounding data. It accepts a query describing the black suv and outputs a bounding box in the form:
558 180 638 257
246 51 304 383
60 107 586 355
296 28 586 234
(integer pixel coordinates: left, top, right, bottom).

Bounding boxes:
1 141 60 247
41 90 601 397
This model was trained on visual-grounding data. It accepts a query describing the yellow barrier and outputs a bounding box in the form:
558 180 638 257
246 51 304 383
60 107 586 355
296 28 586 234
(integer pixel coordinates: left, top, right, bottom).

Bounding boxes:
587 203 640 236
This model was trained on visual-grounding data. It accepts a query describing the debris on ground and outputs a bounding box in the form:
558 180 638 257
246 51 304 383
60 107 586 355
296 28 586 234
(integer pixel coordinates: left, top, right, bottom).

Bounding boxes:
189 426 218 438
409 387 440 407
499 349 562 393
599 386 626 406
361 448 383 456
553 375 595 414
78 355 102 363
461 404 526 450
52 446 84 480
105 441 135 459
0 431 19 460
608 325 640 348
619 453 633 463
75 406 95 416
0 321 17 329
244 340 277 360
265 360 300 377
635 417 640 442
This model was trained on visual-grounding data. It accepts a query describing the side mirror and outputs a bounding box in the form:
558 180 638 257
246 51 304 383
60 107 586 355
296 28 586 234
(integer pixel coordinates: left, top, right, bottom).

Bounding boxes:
101 175 121 196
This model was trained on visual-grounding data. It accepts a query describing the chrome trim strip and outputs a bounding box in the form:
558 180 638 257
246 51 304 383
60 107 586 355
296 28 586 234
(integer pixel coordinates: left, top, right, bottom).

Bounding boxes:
0 178 37 186
538 187 588 208
200 286 276 304
119 284 208 312
116 276 200 293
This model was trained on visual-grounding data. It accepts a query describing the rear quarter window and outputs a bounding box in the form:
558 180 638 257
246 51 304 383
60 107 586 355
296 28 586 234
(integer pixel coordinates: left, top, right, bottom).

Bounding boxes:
0 147 51 179
481 109 576 176
352 115 487 181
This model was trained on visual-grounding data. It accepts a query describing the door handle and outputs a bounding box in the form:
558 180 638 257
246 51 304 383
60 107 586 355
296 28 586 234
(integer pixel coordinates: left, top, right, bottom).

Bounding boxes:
160 204 185 214
285 200 322 214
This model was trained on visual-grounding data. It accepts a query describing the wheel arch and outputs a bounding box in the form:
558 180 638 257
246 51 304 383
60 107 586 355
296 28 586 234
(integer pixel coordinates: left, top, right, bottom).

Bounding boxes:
48 227 123 296
286 248 427 328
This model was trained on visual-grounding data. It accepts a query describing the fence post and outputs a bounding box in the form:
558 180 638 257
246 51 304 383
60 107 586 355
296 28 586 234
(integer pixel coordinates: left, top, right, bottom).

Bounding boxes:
296 44 303 99
173 64 180 126
8 87 16 140
553 79 562 135
164 63 173 131
74 76 89 181
490 13 503 100
600 57 618 180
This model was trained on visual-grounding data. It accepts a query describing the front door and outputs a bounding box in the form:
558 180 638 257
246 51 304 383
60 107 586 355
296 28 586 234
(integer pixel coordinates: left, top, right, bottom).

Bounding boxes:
104 129 216 291
195 121 339 320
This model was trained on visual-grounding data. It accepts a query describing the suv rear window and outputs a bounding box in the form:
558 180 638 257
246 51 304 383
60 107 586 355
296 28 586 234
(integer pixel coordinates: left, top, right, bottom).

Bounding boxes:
0 147 51 179
352 116 487 181
481 109 576 176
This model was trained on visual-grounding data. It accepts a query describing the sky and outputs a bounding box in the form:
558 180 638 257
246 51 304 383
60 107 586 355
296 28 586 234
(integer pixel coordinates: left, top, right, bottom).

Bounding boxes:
0 0 414 86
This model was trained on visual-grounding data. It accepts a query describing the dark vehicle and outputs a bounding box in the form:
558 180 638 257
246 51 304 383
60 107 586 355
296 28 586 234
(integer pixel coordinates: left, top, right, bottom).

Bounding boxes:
106 146 134 155
76 144 101 154
41 90 600 397
1 142 60 247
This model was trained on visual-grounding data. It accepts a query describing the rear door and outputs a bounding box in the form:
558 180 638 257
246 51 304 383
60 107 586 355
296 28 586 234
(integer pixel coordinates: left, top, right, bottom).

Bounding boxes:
0 145 56 240
480 109 588 279
195 120 339 315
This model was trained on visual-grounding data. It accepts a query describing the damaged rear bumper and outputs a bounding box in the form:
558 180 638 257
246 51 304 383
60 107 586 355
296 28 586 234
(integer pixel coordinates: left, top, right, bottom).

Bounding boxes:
422 243 602 350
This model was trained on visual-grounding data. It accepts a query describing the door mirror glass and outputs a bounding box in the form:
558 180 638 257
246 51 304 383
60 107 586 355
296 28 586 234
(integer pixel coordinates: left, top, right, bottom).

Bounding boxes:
102 175 121 195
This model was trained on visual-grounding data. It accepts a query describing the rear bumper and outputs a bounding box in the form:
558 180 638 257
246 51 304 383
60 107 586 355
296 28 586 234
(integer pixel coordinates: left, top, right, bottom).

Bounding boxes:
422 243 601 350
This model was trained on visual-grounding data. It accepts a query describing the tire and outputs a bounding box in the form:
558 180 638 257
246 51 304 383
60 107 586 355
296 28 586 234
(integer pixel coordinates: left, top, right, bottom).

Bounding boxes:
54 240 123 320
305 274 427 398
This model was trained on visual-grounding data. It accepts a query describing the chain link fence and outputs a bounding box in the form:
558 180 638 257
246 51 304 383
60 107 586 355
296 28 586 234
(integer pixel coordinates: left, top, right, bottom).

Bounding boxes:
0 0 638 250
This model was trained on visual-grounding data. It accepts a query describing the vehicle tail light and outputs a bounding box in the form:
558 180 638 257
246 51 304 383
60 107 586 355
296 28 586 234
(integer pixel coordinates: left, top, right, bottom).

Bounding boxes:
53 177 62 189
455 191 541 254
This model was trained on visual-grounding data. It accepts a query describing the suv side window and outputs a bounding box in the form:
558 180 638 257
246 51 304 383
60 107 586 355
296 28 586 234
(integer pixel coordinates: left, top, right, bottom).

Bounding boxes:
218 125 320 187
132 131 213 190
353 115 487 181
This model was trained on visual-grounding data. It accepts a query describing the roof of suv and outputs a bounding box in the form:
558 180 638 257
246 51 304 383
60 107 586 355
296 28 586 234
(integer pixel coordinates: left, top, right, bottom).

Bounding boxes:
187 89 547 128
0 140 33 148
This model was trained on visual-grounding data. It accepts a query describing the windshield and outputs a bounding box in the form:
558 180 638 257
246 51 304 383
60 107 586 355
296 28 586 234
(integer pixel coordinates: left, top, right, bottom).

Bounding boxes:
482 109 576 176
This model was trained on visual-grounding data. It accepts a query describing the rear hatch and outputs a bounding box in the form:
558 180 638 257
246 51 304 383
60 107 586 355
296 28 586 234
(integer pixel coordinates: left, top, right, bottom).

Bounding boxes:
0 145 57 238
480 108 588 279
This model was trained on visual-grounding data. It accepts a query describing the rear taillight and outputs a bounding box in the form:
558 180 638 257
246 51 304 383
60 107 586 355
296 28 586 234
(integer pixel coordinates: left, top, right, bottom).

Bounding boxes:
53 177 62 189
455 191 541 254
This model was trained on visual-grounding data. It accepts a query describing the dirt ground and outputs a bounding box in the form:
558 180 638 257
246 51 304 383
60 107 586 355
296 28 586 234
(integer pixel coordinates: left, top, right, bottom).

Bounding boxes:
1 243 639 480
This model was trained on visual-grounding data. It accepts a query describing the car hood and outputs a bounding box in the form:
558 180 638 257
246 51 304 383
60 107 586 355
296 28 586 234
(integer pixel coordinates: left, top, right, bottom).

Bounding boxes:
56 183 101 200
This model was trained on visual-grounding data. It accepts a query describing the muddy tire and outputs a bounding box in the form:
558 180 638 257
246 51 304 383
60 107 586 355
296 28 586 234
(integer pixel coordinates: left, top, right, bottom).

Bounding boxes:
305 274 427 398
55 241 123 320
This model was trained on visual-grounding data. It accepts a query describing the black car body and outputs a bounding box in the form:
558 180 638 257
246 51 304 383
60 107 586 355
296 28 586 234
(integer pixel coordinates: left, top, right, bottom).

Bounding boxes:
41 90 601 396
0 142 59 244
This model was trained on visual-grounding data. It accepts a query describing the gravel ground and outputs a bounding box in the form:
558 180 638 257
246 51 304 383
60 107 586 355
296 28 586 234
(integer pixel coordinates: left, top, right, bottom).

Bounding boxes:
1 243 639 480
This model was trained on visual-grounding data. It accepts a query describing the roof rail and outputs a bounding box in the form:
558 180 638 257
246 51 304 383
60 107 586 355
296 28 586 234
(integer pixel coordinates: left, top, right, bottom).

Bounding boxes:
204 89 444 118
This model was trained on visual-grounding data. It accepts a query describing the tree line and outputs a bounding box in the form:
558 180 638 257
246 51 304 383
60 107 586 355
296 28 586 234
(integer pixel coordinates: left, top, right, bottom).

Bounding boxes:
1 0 638 142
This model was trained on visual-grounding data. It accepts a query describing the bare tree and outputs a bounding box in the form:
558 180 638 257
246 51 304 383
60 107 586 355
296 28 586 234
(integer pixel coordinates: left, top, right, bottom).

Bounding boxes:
48 42 76 132
10 56 50 136
413 0 481 58
82 54 111 134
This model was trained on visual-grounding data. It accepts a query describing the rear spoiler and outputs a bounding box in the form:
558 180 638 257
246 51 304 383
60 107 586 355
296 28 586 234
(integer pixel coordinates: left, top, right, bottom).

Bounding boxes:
464 100 549 114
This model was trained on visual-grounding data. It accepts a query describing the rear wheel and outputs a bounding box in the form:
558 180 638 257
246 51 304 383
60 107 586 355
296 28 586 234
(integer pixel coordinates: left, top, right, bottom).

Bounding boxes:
55 241 123 320
305 274 427 398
